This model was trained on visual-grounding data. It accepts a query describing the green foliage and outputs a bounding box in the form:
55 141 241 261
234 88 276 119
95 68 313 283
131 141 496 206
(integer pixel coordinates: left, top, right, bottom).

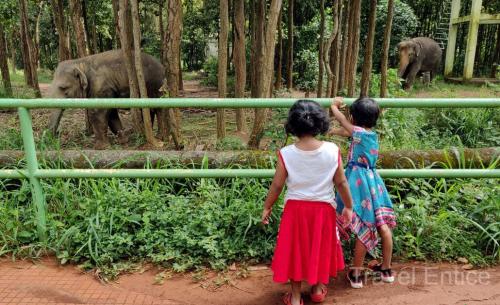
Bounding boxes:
216 136 247 151
369 68 408 97
391 177 500 265
295 50 318 93
201 56 218 87
361 0 419 72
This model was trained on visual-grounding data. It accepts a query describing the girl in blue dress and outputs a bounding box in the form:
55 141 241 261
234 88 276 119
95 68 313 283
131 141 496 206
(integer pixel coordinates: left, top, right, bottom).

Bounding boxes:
330 97 396 289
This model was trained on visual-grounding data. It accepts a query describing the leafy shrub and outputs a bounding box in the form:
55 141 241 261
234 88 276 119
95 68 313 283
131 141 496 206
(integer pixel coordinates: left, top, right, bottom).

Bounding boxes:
295 50 319 94
361 0 419 72
201 56 219 87
369 68 408 97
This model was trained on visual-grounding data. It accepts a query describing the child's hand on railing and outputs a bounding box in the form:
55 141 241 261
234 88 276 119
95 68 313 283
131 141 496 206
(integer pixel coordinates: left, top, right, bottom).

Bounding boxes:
331 97 345 110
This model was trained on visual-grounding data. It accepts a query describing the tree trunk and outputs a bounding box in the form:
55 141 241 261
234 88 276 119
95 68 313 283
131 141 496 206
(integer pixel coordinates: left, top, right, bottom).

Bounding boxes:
0 23 13 96
234 0 247 133
286 0 294 89
10 30 17 74
380 0 394 98
34 1 44 69
317 0 325 97
130 0 162 148
331 0 344 97
70 0 89 58
19 0 41 97
248 0 283 149
251 0 265 98
338 0 349 93
111 0 121 49
159 1 165 62
50 0 71 62
217 0 229 140
163 0 183 148
359 0 377 97
347 0 361 97
322 0 340 99
274 8 283 91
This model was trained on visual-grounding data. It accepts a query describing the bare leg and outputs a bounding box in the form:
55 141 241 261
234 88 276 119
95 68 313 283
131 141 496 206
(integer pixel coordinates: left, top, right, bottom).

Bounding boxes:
290 281 301 305
352 238 367 277
377 224 393 269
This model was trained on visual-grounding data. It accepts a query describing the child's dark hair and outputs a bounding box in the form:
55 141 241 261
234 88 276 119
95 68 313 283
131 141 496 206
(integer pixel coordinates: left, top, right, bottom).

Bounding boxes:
350 97 380 128
285 100 330 137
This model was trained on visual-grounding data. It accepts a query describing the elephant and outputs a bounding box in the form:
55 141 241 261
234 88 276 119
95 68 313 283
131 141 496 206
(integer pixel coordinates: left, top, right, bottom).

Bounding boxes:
397 37 442 90
48 49 165 149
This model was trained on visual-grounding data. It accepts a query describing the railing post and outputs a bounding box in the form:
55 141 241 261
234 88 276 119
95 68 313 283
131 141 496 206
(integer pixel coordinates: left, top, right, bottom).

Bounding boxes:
18 107 47 242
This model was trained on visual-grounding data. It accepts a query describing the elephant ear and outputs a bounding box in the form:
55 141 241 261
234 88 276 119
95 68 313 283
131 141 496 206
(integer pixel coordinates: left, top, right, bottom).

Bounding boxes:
413 40 422 58
73 66 88 92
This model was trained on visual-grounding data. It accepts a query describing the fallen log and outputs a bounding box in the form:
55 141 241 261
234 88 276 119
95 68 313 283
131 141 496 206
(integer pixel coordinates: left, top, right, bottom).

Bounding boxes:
0 147 498 169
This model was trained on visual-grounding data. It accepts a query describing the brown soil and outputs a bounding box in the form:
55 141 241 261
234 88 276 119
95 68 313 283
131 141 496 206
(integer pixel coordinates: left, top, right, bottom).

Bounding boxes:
1 258 499 305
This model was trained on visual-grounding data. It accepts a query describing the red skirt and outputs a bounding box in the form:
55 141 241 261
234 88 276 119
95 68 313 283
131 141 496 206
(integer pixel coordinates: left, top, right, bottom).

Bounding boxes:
271 200 345 285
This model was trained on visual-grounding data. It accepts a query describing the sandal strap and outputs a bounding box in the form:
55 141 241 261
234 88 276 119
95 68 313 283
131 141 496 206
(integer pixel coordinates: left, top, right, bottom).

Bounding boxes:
348 270 362 283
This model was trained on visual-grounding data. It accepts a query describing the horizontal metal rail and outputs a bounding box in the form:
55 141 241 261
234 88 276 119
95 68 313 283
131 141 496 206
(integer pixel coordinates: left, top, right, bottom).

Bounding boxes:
1 98 499 243
0 97 499 108
1 169 499 179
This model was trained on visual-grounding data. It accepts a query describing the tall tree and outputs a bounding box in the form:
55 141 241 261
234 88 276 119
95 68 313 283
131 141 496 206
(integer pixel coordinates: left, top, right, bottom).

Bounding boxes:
217 0 228 140
234 0 246 133
0 23 13 96
317 0 326 97
380 0 394 98
70 0 89 58
322 0 340 98
50 0 71 61
347 0 361 97
360 0 377 97
338 0 349 92
19 0 41 97
286 0 294 89
130 0 162 147
158 0 165 61
164 0 183 148
331 0 344 97
274 8 283 91
248 0 283 148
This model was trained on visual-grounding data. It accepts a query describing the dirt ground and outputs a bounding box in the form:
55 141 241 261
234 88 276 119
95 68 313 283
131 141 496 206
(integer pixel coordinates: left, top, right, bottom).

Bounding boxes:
0 258 499 305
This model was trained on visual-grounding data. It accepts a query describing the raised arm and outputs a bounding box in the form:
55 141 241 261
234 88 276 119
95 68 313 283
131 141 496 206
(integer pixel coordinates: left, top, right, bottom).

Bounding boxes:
262 155 287 224
329 127 352 138
331 97 355 136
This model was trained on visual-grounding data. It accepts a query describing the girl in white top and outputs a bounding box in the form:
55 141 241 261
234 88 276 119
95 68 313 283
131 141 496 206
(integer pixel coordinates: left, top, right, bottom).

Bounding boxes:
262 100 353 305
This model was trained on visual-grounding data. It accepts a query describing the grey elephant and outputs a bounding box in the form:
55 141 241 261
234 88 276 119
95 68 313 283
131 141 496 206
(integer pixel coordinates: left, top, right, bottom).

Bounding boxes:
397 37 442 90
48 50 164 149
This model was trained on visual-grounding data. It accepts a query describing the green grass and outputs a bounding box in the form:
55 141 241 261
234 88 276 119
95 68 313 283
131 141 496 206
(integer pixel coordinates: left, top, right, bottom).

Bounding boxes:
0 158 498 279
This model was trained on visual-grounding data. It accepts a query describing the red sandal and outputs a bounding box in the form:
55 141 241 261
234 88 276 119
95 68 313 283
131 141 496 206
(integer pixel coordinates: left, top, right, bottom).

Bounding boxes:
283 293 304 305
310 285 328 303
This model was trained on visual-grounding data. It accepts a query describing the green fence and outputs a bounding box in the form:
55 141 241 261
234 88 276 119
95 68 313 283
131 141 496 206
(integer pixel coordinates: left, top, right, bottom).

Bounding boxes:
1 97 499 242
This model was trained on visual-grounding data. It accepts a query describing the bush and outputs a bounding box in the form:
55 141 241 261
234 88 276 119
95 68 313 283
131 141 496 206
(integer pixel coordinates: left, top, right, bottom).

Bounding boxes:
361 0 419 72
295 50 319 94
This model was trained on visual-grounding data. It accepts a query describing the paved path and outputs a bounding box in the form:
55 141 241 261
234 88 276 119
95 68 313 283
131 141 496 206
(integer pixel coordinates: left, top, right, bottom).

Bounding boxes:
0 259 179 305
1 258 499 305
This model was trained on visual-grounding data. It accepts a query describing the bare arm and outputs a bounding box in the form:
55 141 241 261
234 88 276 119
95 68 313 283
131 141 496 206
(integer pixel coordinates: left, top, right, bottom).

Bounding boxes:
262 156 287 224
331 97 355 136
329 127 352 138
334 163 353 210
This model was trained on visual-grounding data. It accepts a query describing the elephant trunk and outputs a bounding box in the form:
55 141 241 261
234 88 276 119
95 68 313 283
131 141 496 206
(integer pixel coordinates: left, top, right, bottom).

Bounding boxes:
398 56 410 78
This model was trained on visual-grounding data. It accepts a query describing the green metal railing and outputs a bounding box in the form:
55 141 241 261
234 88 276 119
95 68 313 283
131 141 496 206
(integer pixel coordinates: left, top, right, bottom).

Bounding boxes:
1 97 500 242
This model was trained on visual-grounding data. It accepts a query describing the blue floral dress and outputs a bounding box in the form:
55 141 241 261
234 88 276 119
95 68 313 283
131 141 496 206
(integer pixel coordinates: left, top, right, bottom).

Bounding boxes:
336 126 396 254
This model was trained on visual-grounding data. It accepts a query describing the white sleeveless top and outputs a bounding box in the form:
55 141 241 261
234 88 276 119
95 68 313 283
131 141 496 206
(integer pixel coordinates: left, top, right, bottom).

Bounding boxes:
279 141 340 207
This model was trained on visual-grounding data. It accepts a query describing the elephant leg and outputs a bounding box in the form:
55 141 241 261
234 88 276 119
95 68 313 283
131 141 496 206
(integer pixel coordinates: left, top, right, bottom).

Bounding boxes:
89 109 111 150
404 64 421 90
85 110 94 136
107 109 128 145
48 109 65 134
